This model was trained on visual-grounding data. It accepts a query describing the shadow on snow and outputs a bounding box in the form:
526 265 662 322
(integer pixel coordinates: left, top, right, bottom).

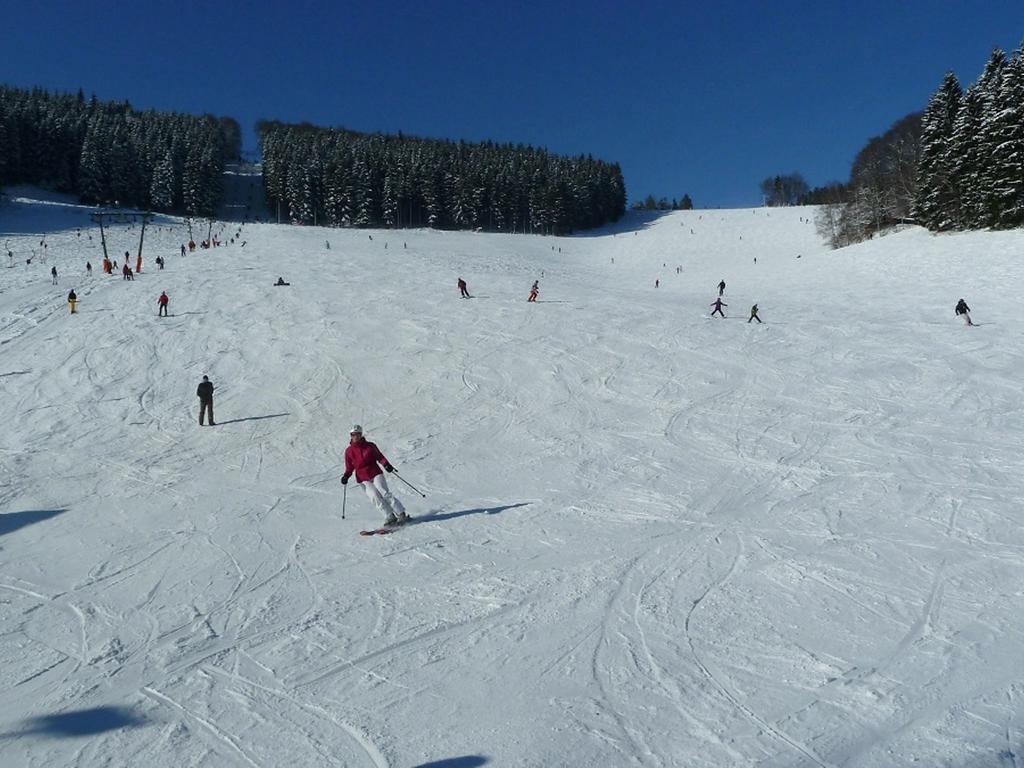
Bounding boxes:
3 706 146 739
569 209 678 238
0 508 67 537
411 502 531 525
214 412 291 426
412 757 489 768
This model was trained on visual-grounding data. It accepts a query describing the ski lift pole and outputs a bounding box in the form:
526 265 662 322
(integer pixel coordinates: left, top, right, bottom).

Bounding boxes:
137 212 152 264
97 215 109 262
393 471 426 498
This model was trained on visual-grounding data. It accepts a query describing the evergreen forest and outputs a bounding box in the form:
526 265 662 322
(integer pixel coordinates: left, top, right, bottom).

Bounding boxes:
913 45 1024 231
0 85 239 216
810 43 1024 247
257 121 626 234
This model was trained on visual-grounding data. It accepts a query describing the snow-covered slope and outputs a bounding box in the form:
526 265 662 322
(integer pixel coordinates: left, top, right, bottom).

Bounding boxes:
2 190 1023 767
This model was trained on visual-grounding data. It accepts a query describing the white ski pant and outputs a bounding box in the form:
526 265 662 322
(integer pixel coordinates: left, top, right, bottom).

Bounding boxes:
361 474 405 521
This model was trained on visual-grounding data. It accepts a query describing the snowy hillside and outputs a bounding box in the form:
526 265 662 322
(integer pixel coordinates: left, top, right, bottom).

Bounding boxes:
2 189 1024 767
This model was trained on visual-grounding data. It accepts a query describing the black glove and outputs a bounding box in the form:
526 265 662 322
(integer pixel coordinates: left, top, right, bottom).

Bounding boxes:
341 474 350 485
384 463 395 473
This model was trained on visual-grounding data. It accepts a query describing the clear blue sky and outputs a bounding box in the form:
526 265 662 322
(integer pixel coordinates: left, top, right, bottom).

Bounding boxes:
5 0 1023 207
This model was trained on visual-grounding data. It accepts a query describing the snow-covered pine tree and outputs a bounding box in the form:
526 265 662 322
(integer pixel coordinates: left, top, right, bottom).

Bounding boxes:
912 72 962 230
381 171 399 227
351 159 374 227
973 49 1009 229
77 118 108 204
296 165 318 224
985 47 1024 229
285 155 305 223
950 85 986 229
149 148 175 211
182 146 204 216
451 173 474 228
422 166 443 229
323 160 348 227
199 144 223 217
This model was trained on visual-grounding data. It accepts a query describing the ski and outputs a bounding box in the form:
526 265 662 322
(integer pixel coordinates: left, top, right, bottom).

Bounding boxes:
359 516 412 536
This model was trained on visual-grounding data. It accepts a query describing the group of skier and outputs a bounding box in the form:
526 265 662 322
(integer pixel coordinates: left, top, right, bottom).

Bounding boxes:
189 372 409 527
708 279 973 326
708 280 761 322
44 221 985 532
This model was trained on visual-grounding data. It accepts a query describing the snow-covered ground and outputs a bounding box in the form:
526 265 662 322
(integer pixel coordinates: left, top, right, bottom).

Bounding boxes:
2 188 1023 767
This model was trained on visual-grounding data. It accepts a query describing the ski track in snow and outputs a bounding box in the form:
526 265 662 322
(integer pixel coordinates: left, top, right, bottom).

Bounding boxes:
2 192 1024 766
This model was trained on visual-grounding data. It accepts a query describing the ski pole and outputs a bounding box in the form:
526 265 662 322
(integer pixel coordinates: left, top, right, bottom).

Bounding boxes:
393 471 426 498
342 482 347 520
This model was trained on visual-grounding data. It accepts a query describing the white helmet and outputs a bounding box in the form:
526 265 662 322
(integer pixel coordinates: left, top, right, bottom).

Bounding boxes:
350 424 363 435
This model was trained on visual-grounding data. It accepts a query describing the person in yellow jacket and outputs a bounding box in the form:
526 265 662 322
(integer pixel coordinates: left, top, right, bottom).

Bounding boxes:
67 289 77 314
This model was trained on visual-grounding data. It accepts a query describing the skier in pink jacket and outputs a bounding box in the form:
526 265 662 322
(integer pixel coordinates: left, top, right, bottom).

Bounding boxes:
341 425 407 526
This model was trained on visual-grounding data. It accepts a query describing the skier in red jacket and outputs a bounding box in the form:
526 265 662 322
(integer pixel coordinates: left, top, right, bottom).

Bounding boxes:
157 291 169 317
341 425 407 526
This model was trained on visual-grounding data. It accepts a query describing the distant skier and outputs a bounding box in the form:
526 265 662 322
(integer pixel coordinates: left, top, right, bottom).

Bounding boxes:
86 261 92 276
955 298 974 326
158 291 169 317
156 256 164 270
67 289 77 314
51 266 58 285
458 277 471 298
274 276 290 286
341 425 407 526
655 279 659 288
196 375 215 426
528 280 539 302
748 303 762 323
181 243 187 257
122 263 133 281
710 298 727 317
717 279 726 297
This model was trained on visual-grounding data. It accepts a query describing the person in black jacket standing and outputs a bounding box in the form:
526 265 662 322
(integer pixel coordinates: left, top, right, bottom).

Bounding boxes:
197 375 215 426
